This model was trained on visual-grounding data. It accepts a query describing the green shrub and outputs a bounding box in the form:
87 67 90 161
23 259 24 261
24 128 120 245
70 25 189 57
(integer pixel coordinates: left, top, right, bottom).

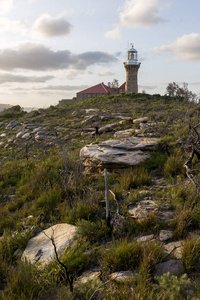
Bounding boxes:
164 154 184 178
119 166 151 190
76 219 111 243
100 240 143 273
155 272 191 300
182 237 200 272
144 151 167 171
35 185 62 213
1 260 43 299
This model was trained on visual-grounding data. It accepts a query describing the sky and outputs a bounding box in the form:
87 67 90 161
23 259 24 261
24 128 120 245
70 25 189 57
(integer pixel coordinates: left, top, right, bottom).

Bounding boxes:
0 0 200 108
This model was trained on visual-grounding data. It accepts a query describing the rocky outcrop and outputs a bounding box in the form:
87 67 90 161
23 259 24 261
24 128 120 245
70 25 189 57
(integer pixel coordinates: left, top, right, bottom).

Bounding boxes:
80 137 158 172
22 223 77 266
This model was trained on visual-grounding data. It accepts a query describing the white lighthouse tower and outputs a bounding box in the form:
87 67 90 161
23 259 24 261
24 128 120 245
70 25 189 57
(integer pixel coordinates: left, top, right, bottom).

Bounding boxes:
124 44 141 93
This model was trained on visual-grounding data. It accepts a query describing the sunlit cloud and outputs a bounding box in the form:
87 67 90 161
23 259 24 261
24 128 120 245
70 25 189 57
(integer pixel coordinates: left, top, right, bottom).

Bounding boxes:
0 0 14 15
105 0 165 39
152 33 200 61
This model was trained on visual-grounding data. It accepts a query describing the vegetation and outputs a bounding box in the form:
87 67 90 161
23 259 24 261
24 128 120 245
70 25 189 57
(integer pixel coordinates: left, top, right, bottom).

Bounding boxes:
0 92 200 298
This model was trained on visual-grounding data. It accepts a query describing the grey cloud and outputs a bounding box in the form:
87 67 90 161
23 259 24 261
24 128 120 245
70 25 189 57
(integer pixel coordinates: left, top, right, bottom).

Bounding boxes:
0 43 117 71
0 73 54 84
37 85 88 91
33 14 73 38
11 85 88 91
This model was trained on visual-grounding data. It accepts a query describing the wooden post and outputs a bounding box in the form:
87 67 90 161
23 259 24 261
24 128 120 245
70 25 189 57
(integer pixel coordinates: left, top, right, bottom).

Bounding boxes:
104 169 110 227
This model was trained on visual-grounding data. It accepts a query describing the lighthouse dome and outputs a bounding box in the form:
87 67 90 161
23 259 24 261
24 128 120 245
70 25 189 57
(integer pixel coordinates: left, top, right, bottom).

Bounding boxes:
126 45 139 65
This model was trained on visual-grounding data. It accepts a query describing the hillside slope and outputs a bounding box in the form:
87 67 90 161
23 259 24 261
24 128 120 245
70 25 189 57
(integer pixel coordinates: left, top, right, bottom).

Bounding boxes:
0 93 200 299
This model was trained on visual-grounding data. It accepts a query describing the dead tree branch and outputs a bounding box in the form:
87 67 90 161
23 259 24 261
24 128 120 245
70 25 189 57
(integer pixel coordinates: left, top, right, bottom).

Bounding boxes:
43 230 74 292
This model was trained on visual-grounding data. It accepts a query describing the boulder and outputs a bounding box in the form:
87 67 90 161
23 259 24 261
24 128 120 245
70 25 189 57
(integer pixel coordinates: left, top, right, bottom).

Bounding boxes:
154 259 185 277
80 137 158 172
21 223 77 266
0 133 6 138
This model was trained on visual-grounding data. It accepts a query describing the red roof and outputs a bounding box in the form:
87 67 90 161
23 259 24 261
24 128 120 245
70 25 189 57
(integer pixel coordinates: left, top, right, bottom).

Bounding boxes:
77 82 111 94
118 82 126 90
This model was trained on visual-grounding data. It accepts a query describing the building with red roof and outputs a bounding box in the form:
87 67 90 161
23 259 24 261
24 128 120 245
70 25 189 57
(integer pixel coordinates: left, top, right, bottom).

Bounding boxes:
76 82 126 101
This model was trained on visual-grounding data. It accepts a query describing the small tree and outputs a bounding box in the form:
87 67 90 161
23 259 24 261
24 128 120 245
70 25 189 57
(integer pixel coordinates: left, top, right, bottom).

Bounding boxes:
166 82 196 102
108 79 119 90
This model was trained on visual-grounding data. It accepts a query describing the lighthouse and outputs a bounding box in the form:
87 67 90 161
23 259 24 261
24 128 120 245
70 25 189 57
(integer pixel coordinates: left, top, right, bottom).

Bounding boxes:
124 44 141 93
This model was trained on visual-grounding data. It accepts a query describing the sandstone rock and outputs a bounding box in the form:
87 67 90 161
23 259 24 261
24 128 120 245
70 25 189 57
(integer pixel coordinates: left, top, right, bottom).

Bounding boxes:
114 129 135 138
137 234 154 242
128 200 158 219
80 145 150 171
99 137 158 151
80 137 158 172
77 270 101 284
0 133 6 138
110 270 139 282
85 109 99 115
128 200 175 223
154 259 185 277
133 117 148 124
92 122 119 135
16 131 25 138
163 241 183 259
6 120 16 130
140 123 148 130
22 133 31 139
22 223 77 266
159 230 173 242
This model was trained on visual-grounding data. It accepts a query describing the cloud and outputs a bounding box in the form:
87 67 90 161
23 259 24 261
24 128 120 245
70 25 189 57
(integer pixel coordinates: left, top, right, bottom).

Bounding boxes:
119 0 164 28
0 17 27 34
0 43 117 71
105 0 165 39
0 0 14 15
152 33 200 61
0 73 54 84
104 24 121 40
33 13 73 38
37 85 88 91
98 71 115 76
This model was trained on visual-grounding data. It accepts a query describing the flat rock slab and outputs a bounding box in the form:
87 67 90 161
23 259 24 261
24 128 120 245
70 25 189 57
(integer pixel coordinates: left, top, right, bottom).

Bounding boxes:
21 223 77 266
110 270 139 282
80 137 158 171
99 137 158 151
114 129 135 138
133 117 148 124
128 200 176 223
137 234 154 242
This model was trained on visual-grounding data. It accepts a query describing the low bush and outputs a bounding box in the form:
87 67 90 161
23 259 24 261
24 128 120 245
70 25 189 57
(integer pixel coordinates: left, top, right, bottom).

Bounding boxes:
155 272 192 300
119 166 151 190
182 237 200 272
76 219 111 243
